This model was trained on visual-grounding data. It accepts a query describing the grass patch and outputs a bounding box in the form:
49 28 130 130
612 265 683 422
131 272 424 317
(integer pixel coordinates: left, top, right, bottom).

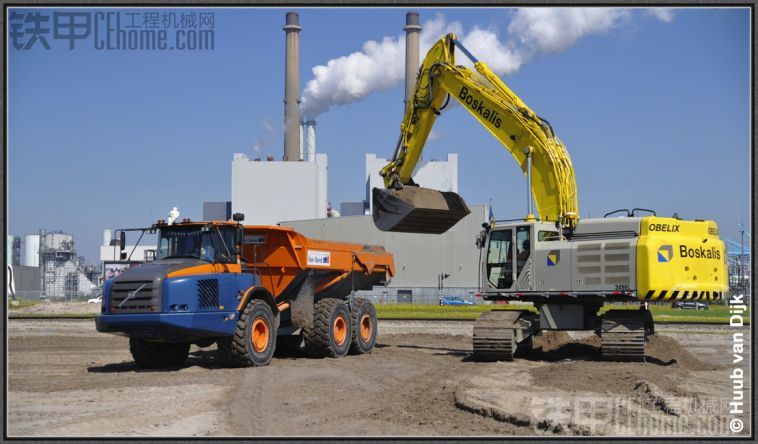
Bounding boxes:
376 304 534 320
376 303 749 324
8 313 96 319
7 298 39 310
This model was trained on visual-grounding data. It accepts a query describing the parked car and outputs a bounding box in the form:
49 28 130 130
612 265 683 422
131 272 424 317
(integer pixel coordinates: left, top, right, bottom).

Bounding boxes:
439 296 474 306
87 296 103 304
671 301 708 310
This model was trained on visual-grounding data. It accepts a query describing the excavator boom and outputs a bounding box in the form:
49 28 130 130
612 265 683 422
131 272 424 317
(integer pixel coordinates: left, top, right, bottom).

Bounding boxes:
373 34 579 233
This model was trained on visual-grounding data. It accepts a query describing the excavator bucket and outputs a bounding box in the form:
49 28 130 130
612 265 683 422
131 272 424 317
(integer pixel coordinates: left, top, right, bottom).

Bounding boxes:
372 187 471 234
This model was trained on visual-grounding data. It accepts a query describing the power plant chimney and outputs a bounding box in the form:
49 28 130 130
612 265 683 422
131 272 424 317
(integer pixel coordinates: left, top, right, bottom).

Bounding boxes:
305 120 316 162
403 12 422 108
299 122 304 160
283 12 302 161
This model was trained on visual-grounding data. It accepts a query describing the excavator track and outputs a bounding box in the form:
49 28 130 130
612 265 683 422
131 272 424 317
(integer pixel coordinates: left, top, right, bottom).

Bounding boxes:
601 310 648 362
472 310 525 361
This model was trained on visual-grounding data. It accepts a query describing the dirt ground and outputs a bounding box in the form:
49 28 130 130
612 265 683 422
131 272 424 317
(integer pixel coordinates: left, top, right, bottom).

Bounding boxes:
6 319 751 438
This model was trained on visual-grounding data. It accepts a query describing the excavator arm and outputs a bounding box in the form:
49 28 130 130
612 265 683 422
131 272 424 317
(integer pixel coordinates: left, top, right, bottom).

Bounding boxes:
373 34 579 234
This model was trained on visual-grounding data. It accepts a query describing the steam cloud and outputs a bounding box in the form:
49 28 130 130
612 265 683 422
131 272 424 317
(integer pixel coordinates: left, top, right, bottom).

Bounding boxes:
300 8 674 117
252 119 278 154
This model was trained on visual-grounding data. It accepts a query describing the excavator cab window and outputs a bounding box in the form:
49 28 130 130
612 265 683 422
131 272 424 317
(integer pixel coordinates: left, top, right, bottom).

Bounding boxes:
516 226 531 275
486 229 513 289
538 230 559 241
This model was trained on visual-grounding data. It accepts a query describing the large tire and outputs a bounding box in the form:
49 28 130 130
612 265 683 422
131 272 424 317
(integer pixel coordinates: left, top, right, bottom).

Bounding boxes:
349 298 377 355
218 299 276 367
304 298 352 358
130 338 189 369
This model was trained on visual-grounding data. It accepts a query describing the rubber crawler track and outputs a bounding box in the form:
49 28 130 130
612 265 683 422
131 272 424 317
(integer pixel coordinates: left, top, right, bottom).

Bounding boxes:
601 310 648 362
472 310 523 361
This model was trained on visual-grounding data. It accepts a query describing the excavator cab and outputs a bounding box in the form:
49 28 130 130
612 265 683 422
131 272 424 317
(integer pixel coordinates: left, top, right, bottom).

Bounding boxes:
479 223 536 294
372 187 471 234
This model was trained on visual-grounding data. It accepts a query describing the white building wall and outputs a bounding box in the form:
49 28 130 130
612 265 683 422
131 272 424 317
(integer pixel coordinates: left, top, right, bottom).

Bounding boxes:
7 236 15 265
231 153 328 225
23 234 40 267
100 245 156 262
365 153 458 212
283 205 487 289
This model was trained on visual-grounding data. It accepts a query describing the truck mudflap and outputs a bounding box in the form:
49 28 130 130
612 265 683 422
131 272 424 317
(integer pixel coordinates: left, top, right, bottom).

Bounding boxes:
95 312 237 342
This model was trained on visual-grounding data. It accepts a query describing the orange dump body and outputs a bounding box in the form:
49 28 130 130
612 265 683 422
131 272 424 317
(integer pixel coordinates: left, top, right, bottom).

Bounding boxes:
241 225 394 301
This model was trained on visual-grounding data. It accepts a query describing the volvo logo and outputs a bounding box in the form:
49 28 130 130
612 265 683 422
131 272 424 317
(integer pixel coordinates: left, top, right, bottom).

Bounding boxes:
119 283 147 307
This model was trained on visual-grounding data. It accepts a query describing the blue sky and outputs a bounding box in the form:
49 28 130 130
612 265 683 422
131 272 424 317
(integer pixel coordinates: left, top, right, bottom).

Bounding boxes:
7 7 751 262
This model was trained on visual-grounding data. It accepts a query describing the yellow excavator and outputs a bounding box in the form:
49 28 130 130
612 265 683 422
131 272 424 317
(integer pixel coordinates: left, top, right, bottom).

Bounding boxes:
373 34 728 361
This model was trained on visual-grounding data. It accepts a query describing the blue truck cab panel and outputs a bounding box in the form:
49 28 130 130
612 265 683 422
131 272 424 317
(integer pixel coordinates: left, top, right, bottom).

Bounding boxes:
96 259 258 343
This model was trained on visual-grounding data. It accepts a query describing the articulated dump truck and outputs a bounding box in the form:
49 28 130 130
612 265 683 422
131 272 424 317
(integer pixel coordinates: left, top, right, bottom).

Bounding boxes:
96 216 394 368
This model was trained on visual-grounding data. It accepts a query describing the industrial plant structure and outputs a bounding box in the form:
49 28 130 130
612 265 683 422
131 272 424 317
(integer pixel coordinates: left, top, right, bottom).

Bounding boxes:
38 230 97 300
7 229 99 300
232 12 329 225
226 11 484 303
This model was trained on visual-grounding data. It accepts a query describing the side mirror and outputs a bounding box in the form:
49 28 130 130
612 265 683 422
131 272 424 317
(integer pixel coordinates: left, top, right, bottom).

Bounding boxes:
119 231 126 251
475 231 486 249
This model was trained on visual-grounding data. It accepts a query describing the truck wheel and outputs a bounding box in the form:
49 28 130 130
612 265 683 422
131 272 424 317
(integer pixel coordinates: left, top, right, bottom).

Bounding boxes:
349 298 377 355
219 299 277 367
130 338 189 368
304 298 352 358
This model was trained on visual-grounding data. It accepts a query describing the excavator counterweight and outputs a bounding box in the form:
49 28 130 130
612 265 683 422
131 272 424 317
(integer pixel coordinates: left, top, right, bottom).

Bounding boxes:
372 187 470 234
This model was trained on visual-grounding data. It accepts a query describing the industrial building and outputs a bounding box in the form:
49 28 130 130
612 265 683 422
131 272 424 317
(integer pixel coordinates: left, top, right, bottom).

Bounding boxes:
283 206 487 303
7 236 21 266
8 230 98 300
232 152 328 225
226 11 484 304
365 153 458 213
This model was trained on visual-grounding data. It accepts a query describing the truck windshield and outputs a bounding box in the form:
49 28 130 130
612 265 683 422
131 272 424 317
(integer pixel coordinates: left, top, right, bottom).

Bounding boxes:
157 225 236 263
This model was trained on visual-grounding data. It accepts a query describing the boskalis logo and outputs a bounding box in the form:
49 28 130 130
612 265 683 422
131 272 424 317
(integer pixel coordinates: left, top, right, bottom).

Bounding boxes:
458 87 502 128
547 250 560 267
657 245 673 263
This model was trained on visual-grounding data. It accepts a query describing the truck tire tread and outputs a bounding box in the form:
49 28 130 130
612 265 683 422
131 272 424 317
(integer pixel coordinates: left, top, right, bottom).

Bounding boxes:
218 299 276 367
303 298 351 358
349 298 377 355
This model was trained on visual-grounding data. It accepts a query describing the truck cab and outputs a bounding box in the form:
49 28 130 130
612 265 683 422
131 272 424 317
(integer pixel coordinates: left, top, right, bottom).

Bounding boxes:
96 219 256 343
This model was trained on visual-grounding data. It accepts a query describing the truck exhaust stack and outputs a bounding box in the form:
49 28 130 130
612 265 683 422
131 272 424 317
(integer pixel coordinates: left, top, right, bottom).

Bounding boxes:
372 187 471 234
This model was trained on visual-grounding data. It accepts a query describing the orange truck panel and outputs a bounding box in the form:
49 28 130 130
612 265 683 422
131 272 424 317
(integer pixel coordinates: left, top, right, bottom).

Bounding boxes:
240 226 394 301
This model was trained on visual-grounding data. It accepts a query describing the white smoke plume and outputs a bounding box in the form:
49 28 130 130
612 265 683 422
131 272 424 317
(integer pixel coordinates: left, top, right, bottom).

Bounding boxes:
300 8 674 117
252 118 278 154
645 8 675 23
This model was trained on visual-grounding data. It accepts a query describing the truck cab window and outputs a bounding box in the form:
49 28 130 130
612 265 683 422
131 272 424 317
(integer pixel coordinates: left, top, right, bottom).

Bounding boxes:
157 226 236 264
486 229 513 289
